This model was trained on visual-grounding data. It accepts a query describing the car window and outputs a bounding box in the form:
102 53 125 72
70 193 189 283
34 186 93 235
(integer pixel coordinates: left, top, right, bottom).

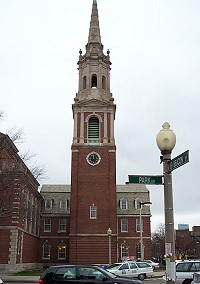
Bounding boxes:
129 263 137 269
79 267 105 280
119 263 129 270
54 267 76 280
176 263 191 272
190 263 200 272
137 262 150 268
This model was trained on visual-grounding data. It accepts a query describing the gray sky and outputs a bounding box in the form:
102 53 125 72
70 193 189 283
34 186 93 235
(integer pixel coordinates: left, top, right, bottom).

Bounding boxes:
1 0 200 232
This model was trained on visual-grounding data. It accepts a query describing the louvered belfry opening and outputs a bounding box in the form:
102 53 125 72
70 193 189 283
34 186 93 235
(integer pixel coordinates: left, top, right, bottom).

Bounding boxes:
88 116 99 143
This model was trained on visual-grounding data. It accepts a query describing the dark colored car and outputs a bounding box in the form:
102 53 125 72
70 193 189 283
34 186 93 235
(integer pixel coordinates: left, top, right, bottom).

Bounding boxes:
38 264 142 284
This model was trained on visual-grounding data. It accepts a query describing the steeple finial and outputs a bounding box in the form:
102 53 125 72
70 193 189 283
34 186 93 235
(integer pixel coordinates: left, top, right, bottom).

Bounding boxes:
88 0 101 44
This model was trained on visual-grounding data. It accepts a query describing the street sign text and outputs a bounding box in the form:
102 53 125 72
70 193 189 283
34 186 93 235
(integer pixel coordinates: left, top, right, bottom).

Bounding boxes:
168 150 189 172
128 175 163 185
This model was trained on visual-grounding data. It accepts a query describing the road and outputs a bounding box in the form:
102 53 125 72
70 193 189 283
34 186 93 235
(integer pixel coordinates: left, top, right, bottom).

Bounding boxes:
3 277 164 284
145 276 164 284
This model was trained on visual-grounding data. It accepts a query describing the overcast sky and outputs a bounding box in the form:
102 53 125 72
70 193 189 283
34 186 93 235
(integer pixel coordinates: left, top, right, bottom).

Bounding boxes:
1 0 200 232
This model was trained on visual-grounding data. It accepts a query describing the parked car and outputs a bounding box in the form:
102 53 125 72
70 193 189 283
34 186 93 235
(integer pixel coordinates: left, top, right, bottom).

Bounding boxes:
0 279 3 284
38 264 142 284
143 260 160 269
106 261 154 280
175 260 200 284
192 272 200 284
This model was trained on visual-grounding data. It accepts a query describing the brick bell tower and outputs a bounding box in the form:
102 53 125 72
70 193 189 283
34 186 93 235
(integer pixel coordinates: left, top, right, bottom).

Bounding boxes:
69 0 117 264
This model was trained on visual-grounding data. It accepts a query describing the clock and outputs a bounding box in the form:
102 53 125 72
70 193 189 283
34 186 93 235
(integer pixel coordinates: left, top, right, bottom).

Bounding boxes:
86 152 101 166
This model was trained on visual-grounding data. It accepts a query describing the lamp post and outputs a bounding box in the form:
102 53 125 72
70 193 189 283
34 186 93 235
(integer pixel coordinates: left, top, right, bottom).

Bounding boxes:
156 122 176 284
139 201 152 261
107 228 112 265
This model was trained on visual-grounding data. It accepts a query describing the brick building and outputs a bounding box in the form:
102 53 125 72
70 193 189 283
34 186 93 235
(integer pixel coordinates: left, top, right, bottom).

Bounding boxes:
176 226 200 259
0 0 152 272
0 132 43 271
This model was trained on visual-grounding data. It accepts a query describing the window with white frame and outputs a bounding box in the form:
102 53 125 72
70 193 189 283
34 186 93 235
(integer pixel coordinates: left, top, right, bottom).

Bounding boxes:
134 198 142 209
58 242 66 259
42 241 50 259
121 241 129 260
59 219 66 232
90 205 97 219
136 218 143 232
44 218 51 232
121 219 128 232
60 199 67 209
120 198 128 209
45 198 52 209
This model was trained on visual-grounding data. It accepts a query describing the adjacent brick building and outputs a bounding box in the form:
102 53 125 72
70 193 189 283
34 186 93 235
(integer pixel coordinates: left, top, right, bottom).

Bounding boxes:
0 132 43 271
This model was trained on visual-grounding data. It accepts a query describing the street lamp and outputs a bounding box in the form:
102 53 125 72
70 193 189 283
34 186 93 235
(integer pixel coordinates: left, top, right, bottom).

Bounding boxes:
107 228 112 265
156 122 176 284
139 201 152 261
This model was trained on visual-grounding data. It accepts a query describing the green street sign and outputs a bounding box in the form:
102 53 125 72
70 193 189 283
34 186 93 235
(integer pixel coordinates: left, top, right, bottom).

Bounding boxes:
128 175 163 185
168 150 189 172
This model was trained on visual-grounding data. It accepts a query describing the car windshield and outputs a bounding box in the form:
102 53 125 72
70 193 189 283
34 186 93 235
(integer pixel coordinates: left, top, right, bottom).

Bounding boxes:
107 263 122 270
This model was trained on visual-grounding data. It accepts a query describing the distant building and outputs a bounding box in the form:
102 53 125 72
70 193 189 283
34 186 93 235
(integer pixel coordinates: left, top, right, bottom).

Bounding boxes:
178 224 189 230
176 226 200 259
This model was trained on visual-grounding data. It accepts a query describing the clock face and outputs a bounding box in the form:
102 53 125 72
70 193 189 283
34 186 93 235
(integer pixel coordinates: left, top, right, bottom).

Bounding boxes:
86 152 101 166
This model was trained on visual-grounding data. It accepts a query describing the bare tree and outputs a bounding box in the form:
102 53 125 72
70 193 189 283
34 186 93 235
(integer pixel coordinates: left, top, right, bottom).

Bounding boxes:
151 223 165 263
0 115 47 181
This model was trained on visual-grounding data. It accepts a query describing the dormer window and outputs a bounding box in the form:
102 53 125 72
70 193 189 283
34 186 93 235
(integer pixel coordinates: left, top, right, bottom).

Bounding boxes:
91 74 97 88
45 198 52 209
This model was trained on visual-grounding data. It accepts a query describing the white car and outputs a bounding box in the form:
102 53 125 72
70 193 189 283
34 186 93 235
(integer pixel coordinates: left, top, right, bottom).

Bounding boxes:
143 260 160 269
176 260 200 284
107 261 154 280
192 272 200 284
0 279 3 284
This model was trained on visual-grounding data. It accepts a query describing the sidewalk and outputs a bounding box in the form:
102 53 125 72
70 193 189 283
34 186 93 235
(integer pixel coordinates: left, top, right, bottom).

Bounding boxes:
1 274 39 283
1 270 165 283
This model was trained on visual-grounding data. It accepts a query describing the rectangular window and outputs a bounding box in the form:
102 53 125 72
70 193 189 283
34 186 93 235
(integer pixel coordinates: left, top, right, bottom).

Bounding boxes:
44 218 51 232
136 218 143 232
121 219 128 232
58 244 66 260
59 219 66 232
90 205 97 219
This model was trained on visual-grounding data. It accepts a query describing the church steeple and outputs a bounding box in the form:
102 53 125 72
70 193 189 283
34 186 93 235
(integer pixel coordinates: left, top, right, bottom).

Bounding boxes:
72 0 116 146
88 0 101 44
74 0 113 105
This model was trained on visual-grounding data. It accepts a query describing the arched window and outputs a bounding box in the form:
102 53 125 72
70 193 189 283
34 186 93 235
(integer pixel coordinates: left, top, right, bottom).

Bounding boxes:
102 75 106 90
91 74 97 88
121 241 129 261
88 116 99 142
58 241 66 260
136 242 142 260
83 76 86 89
42 241 50 259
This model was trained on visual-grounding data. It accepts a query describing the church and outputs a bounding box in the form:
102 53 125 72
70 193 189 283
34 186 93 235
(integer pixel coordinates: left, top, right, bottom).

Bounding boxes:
0 0 151 271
